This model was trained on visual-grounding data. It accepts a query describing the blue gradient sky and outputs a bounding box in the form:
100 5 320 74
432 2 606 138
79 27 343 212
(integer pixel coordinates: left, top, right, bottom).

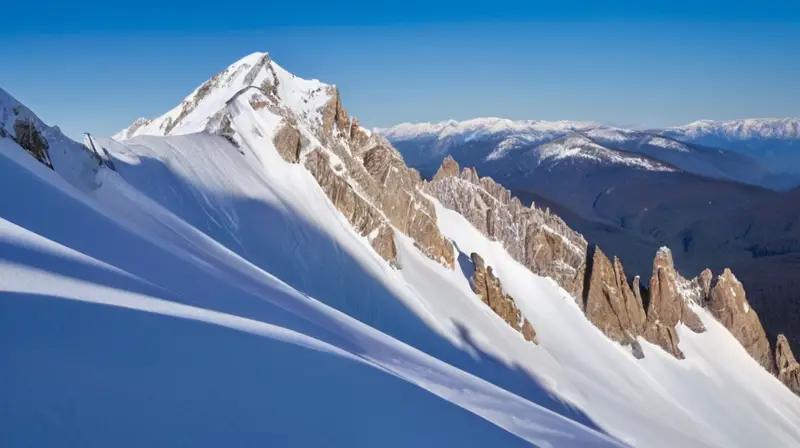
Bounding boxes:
2 0 800 140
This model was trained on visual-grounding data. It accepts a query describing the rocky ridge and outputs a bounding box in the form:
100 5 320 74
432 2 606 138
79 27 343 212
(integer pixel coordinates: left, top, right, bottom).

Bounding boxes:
1 93 53 169
469 252 538 344
98 53 800 395
425 156 586 294
424 156 799 392
272 85 456 270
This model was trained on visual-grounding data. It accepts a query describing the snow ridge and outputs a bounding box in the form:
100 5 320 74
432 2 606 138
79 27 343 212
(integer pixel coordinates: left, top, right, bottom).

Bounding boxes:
381 117 598 142
667 118 800 140
113 52 333 140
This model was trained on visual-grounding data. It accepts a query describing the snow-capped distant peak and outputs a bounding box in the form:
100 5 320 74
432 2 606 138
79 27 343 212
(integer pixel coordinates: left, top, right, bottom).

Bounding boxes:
666 118 800 140
535 134 677 172
114 52 334 140
381 117 598 142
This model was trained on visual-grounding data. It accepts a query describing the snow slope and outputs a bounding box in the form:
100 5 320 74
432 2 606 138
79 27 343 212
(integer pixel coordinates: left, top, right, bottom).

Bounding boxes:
3 53 800 447
0 120 616 447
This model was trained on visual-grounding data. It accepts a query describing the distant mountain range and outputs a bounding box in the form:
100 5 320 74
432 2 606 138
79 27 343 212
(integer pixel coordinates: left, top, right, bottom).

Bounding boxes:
382 117 800 189
382 116 800 353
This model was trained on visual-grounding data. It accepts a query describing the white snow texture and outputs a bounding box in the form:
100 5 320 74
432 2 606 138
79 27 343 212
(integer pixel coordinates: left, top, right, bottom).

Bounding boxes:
1 52 799 447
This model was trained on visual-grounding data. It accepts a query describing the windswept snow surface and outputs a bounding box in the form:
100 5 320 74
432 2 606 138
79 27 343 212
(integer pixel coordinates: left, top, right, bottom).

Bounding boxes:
0 124 616 446
2 56 800 446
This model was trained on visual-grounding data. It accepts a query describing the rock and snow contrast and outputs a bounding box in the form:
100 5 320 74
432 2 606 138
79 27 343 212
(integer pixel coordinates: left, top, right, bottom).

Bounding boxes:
2 53 800 447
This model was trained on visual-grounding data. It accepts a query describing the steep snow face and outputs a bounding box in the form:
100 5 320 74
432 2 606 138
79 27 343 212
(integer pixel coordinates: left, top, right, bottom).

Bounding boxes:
113 52 334 140
667 118 800 141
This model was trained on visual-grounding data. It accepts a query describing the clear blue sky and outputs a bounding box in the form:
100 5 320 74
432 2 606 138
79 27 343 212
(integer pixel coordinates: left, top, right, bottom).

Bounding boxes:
2 0 800 140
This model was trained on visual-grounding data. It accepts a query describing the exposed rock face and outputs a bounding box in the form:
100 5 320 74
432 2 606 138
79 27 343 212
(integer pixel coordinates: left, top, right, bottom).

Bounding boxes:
349 117 370 148
643 322 685 359
273 93 456 270
642 248 706 358
12 119 52 169
582 247 646 353
646 248 706 333
432 155 460 182
272 123 305 163
469 252 537 344
423 152 800 394
776 334 800 394
321 87 350 139
304 148 398 267
707 269 774 372
521 319 538 343
370 225 398 267
363 142 454 269
425 157 586 294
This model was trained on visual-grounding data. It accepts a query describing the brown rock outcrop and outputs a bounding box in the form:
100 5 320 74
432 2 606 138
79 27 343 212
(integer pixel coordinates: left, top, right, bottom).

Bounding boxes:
583 247 646 353
469 252 537 344
776 334 800 394
304 148 398 267
309 96 454 270
521 319 538 343
647 248 705 331
370 224 398 267
321 87 351 139
643 248 706 358
272 122 305 163
707 269 774 372
349 117 370 148
643 322 685 359
362 141 454 269
432 155 461 182
12 119 52 169
424 157 586 295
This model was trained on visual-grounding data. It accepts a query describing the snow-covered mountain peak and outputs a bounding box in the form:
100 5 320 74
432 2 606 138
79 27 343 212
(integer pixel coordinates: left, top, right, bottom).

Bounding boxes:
381 117 598 142
532 134 678 172
667 117 800 140
114 52 335 140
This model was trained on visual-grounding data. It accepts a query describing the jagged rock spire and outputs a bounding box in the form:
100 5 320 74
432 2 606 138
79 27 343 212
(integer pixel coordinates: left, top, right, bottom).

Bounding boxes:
776 334 800 394
432 155 460 182
469 252 538 344
583 246 646 356
707 268 775 372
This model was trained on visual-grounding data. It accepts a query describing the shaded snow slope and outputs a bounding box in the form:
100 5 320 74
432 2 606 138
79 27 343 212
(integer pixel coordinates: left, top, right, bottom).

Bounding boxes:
71 110 800 446
4 52 800 447
0 124 617 447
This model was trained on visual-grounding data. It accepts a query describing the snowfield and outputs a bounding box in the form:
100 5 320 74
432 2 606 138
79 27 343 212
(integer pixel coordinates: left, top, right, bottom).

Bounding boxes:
2 52 800 446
